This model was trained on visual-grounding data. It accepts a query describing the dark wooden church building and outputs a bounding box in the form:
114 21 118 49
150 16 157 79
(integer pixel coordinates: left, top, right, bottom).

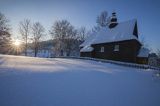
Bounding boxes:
80 12 149 64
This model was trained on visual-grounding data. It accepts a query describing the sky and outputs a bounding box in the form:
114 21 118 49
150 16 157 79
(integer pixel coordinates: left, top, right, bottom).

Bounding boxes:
0 0 160 52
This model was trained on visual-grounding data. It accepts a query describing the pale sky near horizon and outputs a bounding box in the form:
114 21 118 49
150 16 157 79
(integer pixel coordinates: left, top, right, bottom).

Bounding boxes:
0 0 160 52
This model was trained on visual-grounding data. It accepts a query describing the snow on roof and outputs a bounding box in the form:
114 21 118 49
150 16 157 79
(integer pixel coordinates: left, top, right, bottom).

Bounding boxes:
79 32 96 47
80 19 139 47
80 45 94 52
137 47 150 57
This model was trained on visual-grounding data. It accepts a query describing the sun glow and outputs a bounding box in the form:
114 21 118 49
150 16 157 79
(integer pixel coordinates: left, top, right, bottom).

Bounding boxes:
13 39 21 46
11 39 22 55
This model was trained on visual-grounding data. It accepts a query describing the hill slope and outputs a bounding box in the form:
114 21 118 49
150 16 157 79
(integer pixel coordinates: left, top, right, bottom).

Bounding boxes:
0 55 160 106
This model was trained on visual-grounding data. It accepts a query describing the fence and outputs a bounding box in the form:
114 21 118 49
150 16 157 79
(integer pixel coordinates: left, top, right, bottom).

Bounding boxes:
53 56 160 71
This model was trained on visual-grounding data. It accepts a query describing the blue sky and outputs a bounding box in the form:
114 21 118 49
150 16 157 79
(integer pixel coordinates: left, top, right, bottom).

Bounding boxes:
0 0 160 52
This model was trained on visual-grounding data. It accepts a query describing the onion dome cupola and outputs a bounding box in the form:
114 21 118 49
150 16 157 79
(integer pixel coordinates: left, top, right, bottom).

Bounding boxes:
109 12 118 28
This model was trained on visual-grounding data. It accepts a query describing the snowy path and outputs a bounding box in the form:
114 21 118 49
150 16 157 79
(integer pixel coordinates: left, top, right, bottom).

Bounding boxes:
0 55 160 106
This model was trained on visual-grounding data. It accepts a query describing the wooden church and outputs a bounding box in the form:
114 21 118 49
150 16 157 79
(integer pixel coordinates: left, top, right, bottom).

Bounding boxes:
80 12 149 64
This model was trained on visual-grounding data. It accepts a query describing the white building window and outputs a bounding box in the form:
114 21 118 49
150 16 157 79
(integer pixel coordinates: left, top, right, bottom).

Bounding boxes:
100 47 104 52
114 45 119 51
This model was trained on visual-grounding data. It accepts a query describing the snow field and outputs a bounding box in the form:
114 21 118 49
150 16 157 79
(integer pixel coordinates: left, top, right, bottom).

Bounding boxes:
0 55 160 106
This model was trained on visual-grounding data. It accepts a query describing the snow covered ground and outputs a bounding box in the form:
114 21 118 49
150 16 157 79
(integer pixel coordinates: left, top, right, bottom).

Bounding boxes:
0 55 160 106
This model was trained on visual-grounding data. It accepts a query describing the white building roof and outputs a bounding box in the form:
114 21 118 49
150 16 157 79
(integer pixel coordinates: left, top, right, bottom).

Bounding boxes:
137 47 150 57
80 19 140 47
79 32 96 47
80 45 94 52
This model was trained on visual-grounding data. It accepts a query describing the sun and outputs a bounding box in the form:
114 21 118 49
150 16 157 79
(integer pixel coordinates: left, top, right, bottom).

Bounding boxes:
11 39 22 55
13 39 21 46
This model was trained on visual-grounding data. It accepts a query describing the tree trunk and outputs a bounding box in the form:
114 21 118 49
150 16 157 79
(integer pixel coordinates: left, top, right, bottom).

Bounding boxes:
25 43 27 56
34 47 38 57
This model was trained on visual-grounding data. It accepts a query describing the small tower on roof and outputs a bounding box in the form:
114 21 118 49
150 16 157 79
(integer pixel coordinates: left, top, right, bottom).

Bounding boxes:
109 12 118 28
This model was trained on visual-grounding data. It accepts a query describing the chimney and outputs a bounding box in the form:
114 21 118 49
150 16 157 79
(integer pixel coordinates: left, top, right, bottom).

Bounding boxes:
109 12 118 28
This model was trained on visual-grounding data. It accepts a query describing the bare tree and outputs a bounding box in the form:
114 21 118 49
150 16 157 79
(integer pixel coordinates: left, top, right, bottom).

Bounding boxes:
19 19 31 56
91 11 109 33
32 22 45 57
140 36 153 51
0 12 11 54
140 36 153 54
50 20 77 56
96 11 108 27
77 27 88 42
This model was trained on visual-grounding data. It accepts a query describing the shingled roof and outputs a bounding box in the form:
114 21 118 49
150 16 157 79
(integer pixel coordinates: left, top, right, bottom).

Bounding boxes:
80 19 140 48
